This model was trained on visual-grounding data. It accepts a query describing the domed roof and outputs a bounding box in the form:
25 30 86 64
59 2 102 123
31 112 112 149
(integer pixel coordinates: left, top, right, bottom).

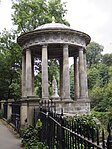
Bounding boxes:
35 22 71 30
17 21 91 48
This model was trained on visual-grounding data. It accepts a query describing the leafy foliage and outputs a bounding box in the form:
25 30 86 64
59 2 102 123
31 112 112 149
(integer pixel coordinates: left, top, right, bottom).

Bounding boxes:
70 64 74 99
91 111 112 129
86 41 103 68
21 119 48 149
12 0 48 32
0 29 21 100
87 64 109 89
12 0 69 33
102 53 112 66
86 42 112 115
65 114 100 139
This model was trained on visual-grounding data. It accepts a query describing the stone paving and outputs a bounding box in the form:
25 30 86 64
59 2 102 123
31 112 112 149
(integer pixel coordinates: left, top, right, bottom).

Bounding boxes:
0 119 22 149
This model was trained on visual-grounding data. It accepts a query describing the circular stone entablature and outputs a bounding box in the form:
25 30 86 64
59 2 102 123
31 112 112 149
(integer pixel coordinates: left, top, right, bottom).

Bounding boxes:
17 22 91 59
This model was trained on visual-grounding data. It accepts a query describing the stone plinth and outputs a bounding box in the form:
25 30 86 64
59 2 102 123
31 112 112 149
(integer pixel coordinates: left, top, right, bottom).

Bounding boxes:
20 99 27 127
52 99 90 115
27 97 40 125
20 97 40 127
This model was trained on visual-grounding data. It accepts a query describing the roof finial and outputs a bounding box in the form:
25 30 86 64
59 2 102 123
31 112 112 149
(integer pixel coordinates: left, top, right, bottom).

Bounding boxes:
52 16 55 23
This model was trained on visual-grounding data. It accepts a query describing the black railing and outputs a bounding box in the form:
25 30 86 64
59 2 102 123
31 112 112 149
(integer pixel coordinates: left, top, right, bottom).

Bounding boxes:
3 102 8 119
1 101 21 132
34 101 112 149
11 102 20 132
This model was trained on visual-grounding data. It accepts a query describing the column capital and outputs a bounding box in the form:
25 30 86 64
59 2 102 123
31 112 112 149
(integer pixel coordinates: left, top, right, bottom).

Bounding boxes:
79 47 84 51
42 44 48 48
63 44 68 49
26 48 30 51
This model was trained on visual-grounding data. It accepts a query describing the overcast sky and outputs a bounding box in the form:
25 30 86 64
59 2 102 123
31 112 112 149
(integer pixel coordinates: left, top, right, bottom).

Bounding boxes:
0 0 112 54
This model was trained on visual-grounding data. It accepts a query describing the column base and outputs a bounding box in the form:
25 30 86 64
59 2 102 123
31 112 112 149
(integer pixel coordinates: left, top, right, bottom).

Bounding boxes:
42 97 49 101
61 97 71 101
50 96 60 100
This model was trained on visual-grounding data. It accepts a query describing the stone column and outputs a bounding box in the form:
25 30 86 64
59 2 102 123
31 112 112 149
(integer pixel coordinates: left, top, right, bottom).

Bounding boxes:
79 47 86 98
74 57 80 99
22 52 26 97
42 45 48 99
84 51 88 98
26 48 33 96
7 103 12 120
63 44 70 99
59 58 63 98
32 57 35 95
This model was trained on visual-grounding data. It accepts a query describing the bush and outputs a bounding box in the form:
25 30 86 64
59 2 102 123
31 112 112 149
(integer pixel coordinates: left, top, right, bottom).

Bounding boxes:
65 114 101 140
21 119 48 149
91 111 109 127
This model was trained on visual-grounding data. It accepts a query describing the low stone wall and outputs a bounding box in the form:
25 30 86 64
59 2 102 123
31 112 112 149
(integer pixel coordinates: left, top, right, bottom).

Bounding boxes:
52 99 90 115
0 97 90 128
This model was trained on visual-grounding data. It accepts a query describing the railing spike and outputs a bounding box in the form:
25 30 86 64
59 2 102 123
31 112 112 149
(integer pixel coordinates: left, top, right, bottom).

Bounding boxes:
107 122 112 149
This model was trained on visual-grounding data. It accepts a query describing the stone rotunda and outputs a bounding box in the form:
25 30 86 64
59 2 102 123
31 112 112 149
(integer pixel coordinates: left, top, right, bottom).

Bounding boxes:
17 21 91 116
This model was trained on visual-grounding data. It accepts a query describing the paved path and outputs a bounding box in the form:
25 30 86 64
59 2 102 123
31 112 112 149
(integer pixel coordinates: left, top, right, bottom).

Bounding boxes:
0 119 22 149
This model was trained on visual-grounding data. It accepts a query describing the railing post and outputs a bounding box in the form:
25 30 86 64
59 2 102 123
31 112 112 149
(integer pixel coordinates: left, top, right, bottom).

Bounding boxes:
33 107 36 127
102 129 105 148
60 109 65 149
107 123 112 149
46 110 52 148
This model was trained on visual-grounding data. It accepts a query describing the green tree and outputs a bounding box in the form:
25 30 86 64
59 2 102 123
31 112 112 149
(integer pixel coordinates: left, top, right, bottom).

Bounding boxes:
86 41 103 68
69 64 74 99
0 29 21 100
89 86 104 109
86 41 112 112
12 0 69 33
47 0 69 25
102 53 112 66
87 65 100 89
87 63 109 108
12 0 47 32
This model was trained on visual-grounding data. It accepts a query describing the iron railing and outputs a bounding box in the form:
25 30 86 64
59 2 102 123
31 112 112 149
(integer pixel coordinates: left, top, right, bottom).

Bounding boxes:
3 102 8 119
34 101 112 149
11 102 20 132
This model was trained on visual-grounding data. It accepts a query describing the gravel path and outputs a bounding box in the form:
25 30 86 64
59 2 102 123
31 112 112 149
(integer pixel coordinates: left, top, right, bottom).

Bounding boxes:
0 119 22 149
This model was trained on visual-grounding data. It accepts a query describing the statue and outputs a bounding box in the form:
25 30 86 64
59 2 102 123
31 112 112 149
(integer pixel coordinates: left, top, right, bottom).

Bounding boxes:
52 16 55 23
51 76 59 98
